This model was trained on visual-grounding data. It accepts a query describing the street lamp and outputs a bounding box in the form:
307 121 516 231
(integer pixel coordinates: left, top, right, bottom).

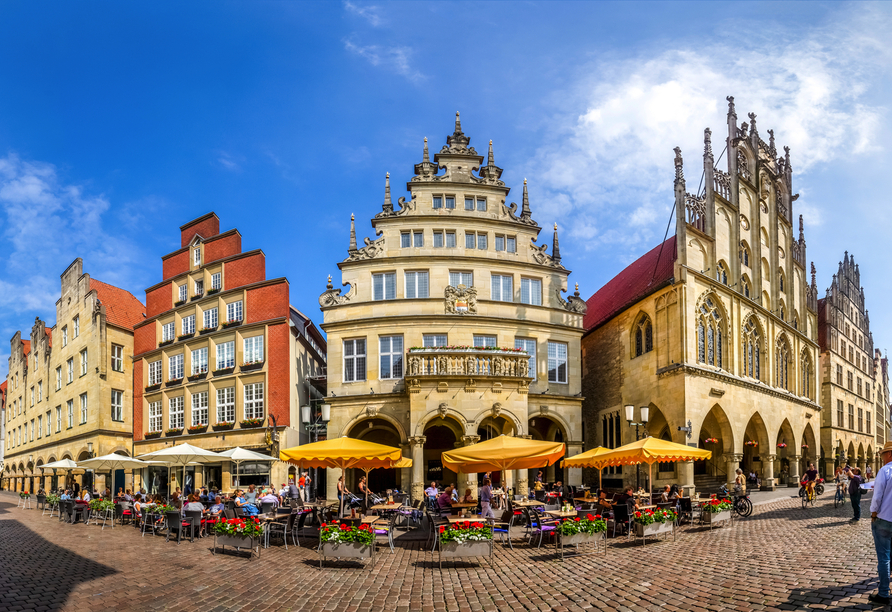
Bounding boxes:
301 401 331 500
625 405 649 490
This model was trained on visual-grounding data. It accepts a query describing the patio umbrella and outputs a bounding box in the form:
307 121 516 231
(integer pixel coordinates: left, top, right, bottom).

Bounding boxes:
357 456 412 509
216 447 276 490
40 459 79 492
137 443 224 501
560 446 611 490
280 437 402 518
441 435 565 474
594 437 712 495
78 453 150 497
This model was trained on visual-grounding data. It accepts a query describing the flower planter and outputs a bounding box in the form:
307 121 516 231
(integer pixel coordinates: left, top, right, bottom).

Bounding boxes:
188 372 208 381
188 426 208 434
239 420 263 429
557 531 606 560
166 379 183 387
318 541 374 567
174 300 186 307
213 422 235 431
703 510 732 528
191 294 203 301
166 429 183 437
213 367 235 376
222 320 242 329
213 534 261 559
199 327 216 335
240 361 264 372
144 384 162 393
208 288 221 295
178 333 194 341
633 520 674 544
144 431 162 439
438 540 493 568
159 340 174 348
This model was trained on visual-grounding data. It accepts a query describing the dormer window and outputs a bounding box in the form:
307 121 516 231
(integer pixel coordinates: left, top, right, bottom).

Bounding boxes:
193 247 201 267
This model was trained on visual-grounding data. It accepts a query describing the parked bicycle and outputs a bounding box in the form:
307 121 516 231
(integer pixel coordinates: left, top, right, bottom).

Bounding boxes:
719 484 754 517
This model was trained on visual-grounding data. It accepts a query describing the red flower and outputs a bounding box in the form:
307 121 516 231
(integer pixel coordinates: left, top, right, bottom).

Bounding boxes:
359 523 369 530
635 512 641 517
574 517 581 522
586 514 594 521
439 525 446 533
472 522 483 529
321 522 327 528
463 521 470 529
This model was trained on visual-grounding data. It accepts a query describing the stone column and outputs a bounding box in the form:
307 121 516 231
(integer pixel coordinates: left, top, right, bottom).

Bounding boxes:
788 455 801 487
460 435 480 497
724 454 743 490
515 434 532 496
762 454 777 491
678 460 695 498
408 436 426 503
823 458 835 480
566 442 584 487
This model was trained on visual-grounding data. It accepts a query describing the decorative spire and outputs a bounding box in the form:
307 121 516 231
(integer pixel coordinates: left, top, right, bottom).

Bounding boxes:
574 282 580 298
798 215 804 242
423 137 429 163
413 137 438 180
810 262 816 288
784 145 791 169
704 128 713 160
552 223 561 265
327 274 333 290
768 129 776 155
382 173 392 213
478 139 504 184
348 213 357 253
488 140 494 166
726 95 736 120
444 111 471 151
748 112 758 139
455 111 462 134
674 147 684 184
520 178 532 222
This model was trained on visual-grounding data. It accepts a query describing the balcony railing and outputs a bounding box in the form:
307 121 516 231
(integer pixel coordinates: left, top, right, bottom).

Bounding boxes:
405 348 531 378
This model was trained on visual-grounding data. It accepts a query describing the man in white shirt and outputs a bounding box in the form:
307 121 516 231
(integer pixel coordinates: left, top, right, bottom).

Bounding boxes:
868 441 892 605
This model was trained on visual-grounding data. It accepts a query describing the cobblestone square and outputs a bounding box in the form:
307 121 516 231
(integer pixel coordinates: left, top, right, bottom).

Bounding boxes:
0 491 884 612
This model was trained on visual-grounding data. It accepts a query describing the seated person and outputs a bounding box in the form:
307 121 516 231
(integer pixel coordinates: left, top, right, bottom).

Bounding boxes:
668 484 680 501
450 483 459 502
123 489 134 502
596 489 614 511
459 488 474 504
615 486 639 510
133 496 142 516
234 489 260 516
60 489 71 501
183 494 204 513
259 488 280 509
199 488 209 504
660 485 672 503
208 496 225 519
437 487 454 511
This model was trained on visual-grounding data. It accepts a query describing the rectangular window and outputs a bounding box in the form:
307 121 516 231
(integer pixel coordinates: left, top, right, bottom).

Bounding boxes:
111 390 124 421
244 383 264 420
56 366 61 390
149 401 162 432
80 349 88 376
413 231 423 247
858 408 863 432
194 279 204 295
515 338 537 380
73 315 79 338
491 274 513 302
507 236 516 253
182 314 195 335
849 404 855 430
191 347 208 375
162 322 175 342
192 391 208 426
449 271 473 287
67 358 73 383
868 411 872 434
521 278 543 306
211 272 221 290
216 341 235 370
30 419 33 441
433 231 444 248
477 197 487 211
372 272 396 300
343 339 367 382
226 300 243 322
548 341 568 383
445 196 455 209
401 232 411 248
465 232 475 249
169 396 184 429
37 415 42 439
445 231 456 248
858 378 862 396
194 248 201 266
836 364 842 385
473 335 497 348
405 271 429 299
148 360 163 385
216 387 235 423
79 393 88 425
67 400 73 428
111 344 124 372
55 406 61 433
465 197 475 211
169 354 184 380
38 381 43 403
477 234 487 250
179 284 187 303
495 235 505 251
203 307 218 330
848 371 853 391
837 400 844 427
433 196 442 210
379 335 404 380
62 326 68 347
244 336 264 364
423 334 448 347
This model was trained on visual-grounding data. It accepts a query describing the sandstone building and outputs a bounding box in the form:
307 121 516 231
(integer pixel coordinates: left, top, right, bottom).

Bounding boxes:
319 114 587 501
581 97 821 494
131 213 326 492
2 259 144 493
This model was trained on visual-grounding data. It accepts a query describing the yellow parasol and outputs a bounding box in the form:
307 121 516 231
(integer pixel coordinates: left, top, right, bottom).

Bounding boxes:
441 435 565 475
560 446 612 490
594 437 712 495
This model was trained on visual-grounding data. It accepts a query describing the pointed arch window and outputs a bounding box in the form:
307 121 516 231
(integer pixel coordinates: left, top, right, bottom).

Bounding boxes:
743 317 761 380
633 314 654 358
776 336 791 391
696 296 723 369
716 262 728 286
800 350 813 400
740 243 751 268
779 272 785 292
742 277 751 299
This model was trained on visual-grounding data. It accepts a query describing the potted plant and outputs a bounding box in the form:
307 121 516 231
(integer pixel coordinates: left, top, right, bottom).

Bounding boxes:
240 418 264 428
318 522 375 566
177 333 193 341
208 287 221 295
174 300 186 307
213 366 235 376
438 520 493 568
240 359 264 372
144 383 162 392
166 428 183 437
701 497 733 527
166 377 183 386
199 326 216 335
222 319 242 329
632 507 676 543
188 424 208 434
188 371 208 381
145 430 162 439
213 421 235 431
212 516 264 558
555 513 607 559
159 339 174 348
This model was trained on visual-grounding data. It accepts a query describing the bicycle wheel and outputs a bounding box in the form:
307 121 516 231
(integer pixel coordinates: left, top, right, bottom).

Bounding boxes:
802 493 808 509
834 491 841 508
741 497 753 517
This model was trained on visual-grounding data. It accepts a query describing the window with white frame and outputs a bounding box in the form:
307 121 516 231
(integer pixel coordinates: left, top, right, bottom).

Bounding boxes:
73 315 79 338
515 338 537 379
473 335 497 348
178 284 187 302
433 230 457 248
547 341 568 383
422 334 448 347
149 401 162 432
169 354 184 380
67 400 73 428
521 278 543 306
192 391 208 426
169 396 184 429
216 341 235 370
162 322 175 342
244 336 264 364
373 272 396 300
194 279 204 295
226 300 243 322
244 383 264 420
148 360 163 385
491 274 513 302
194 247 201 266
216 387 235 423
449 271 473 287
405 271 429 299
111 389 124 421
343 338 366 382
433 195 442 209
191 347 208 374
56 366 62 390
465 232 475 249
379 336 403 379
111 344 124 372
55 405 61 432
80 349 88 376
182 314 195 335
62 326 68 347
79 393 88 424
211 272 221 291
203 307 218 330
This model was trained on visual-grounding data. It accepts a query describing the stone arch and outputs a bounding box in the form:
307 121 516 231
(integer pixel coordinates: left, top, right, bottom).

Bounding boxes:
527 408 573 445
422 416 463 489
697 403 735 478
847 441 857 466
740 239 752 268
344 412 408 444
762 290 771 310
646 405 680 481
528 413 568 482
478 415 517 440
630 311 654 358
741 273 753 299
471 404 523 438
61 451 73 460
742 412 769 477
801 423 817 474
687 238 707 272
414 406 467 437
347 417 404 492
715 260 730 286
857 442 866 469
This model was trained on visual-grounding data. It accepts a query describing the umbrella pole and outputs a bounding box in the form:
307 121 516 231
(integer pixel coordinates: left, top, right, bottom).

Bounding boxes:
598 468 602 491
340 467 345 519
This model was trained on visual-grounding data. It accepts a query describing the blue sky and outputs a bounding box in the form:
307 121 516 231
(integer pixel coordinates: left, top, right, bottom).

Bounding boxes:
1 1 891 379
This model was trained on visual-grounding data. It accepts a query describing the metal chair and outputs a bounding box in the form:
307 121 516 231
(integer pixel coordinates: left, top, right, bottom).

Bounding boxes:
36 494 47 512
183 510 203 540
267 510 299 549
610 503 631 537
492 509 517 550
260 501 275 515
164 511 190 544
117 502 134 526
373 510 399 553
525 508 558 548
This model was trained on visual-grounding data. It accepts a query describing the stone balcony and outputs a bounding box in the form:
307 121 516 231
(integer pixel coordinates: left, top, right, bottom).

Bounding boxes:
405 347 531 378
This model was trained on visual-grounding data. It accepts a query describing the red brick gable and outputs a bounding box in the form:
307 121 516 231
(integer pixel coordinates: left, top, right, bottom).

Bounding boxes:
90 279 146 331
584 237 676 331
22 339 31 356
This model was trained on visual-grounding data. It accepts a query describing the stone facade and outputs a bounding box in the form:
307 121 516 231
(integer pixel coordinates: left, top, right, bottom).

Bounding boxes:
131 213 326 493
874 350 889 463
2 258 144 493
320 115 586 501
581 98 821 495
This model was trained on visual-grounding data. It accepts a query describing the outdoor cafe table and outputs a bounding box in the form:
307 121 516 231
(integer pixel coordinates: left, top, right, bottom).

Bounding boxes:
370 503 401 512
514 500 545 507
450 502 478 513
574 497 596 503
544 510 578 519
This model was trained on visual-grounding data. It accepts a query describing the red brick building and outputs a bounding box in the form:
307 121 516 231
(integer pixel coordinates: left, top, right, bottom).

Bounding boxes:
132 213 326 493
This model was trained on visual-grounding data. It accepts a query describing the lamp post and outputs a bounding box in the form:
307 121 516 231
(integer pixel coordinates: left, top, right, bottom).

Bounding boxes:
301 401 331 501
624 405 649 490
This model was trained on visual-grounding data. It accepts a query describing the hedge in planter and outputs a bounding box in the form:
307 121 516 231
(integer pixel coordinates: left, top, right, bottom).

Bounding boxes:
555 513 607 559
318 522 375 567
438 521 493 568
212 516 264 559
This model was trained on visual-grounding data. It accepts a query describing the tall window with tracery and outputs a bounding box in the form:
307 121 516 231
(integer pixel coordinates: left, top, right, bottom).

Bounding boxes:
776 335 791 391
633 315 653 358
716 262 728 286
800 350 812 399
696 296 723 369
742 317 761 379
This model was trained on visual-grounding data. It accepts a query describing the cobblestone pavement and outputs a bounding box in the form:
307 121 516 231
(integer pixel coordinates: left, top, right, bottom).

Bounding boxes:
0 490 884 612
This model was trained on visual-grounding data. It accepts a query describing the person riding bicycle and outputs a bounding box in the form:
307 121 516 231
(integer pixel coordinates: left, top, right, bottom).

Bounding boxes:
804 463 819 499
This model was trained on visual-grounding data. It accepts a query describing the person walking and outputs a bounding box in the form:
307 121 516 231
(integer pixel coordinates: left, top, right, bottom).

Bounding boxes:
480 478 495 518
847 467 863 522
868 441 892 605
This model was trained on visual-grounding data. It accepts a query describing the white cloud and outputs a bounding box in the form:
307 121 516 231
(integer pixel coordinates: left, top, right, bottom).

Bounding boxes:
216 151 242 172
529 6 892 255
344 1 383 27
344 39 425 82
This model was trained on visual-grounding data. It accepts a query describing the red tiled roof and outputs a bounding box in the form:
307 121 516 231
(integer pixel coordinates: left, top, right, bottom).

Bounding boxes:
583 236 677 331
21 339 31 356
90 279 146 331
45 327 53 348
1 380 6 392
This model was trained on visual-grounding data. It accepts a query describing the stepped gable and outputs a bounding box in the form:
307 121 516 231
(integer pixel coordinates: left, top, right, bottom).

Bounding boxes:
90 279 146 330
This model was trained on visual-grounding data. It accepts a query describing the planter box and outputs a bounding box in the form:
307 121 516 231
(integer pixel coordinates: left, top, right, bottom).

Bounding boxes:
633 520 674 543
159 340 174 348
214 534 260 558
199 327 216 335
240 362 264 372
188 426 208 434
166 429 183 437
144 431 162 439
222 320 242 329
318 541 373 567
174 300 186 307
213 422 235 431
188 372 208 381
191 294 203 301
213 367 235 376
208 288 221 295
177 333 194 341
438 540 492 568
144 384 162 393
166 379 183 387
557 531 606 559
240 421 263 429
703 510 732 527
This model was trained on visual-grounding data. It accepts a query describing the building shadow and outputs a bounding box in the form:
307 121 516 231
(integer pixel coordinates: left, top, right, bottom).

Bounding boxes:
0 497 118 611
780 579 878 611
